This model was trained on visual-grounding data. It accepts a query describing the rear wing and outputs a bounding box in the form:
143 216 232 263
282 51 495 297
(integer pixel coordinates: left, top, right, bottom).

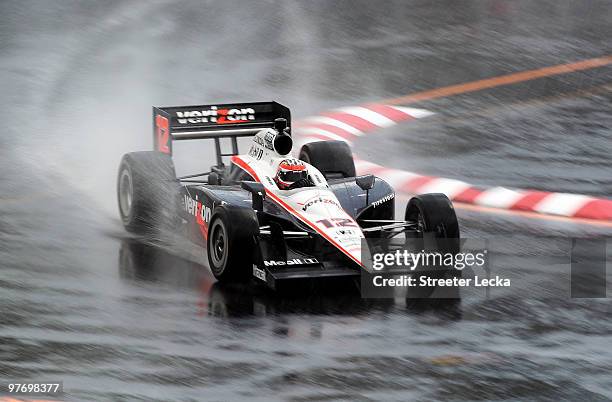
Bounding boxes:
153 101 291 156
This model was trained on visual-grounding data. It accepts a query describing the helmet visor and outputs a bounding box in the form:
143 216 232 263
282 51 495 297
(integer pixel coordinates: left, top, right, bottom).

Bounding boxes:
278 169 307 183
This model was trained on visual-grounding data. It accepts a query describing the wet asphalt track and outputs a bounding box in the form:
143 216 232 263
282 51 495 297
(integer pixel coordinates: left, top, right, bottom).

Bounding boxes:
1 1 611 401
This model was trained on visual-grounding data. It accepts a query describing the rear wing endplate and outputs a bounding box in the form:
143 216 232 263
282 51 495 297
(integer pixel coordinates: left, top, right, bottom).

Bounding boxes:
153 101 290 155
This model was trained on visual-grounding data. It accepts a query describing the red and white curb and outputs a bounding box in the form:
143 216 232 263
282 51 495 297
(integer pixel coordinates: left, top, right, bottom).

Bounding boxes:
293 104 612 222
294 104 433 144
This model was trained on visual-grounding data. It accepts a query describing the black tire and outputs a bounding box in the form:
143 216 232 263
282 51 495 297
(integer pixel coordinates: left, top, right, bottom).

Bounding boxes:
405 194 461 300
207 206 259 282
117 151 178 235
405 193 460 253
299 141 356 178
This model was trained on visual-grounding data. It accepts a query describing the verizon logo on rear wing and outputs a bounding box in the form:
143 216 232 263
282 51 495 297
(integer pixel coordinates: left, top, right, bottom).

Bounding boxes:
152 101 290 155
175 106 256 125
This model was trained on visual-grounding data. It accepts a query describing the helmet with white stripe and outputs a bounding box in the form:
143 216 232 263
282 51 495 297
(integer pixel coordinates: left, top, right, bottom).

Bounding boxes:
274 159 308 190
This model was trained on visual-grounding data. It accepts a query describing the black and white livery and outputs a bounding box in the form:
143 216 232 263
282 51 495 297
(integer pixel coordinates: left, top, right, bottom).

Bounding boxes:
117 101 460 288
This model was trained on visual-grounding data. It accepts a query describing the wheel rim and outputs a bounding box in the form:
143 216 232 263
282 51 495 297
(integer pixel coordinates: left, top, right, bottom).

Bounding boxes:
118 169 133 219
209 219 228 273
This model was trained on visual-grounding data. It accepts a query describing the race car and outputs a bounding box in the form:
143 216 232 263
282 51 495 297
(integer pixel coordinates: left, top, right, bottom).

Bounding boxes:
116 101 460 289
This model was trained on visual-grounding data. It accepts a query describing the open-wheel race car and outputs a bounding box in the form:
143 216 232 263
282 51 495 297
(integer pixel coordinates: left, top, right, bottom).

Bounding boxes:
117 102 460 289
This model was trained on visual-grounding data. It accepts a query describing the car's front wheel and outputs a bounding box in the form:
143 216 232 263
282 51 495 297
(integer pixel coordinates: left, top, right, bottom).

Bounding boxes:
405 193 460 253
207 207 259 282
405 193 461 299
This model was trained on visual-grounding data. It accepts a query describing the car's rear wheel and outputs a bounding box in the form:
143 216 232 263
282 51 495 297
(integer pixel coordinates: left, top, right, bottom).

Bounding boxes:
207 207 259 282
117 151 178 235
299 140 356 179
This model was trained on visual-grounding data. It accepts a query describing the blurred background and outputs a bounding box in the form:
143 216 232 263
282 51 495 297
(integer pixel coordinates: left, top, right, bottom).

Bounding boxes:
1 0 611 401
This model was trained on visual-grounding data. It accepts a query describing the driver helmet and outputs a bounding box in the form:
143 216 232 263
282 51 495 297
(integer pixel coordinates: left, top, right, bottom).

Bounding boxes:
274 159 308 190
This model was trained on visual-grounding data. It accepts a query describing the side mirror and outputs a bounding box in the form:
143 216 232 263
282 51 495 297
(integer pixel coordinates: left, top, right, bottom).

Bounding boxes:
356 174 375 191
241 181 266 211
